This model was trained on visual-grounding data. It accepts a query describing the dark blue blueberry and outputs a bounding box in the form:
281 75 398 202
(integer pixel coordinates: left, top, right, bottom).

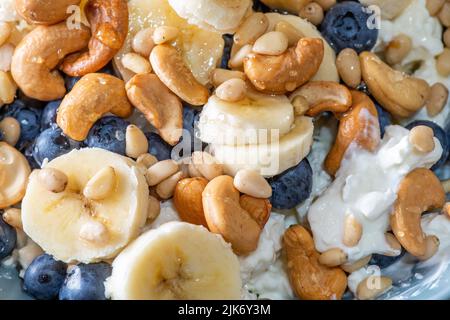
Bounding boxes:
33 127 83 166
85 116 129 155
64 76 81 92
253 0 271 12
17 91 46 109
269 159 313 209
97 62 116 76
41 100 61 130
0 130 4 141
374 102 391 137
0 218 16 260
23 254 67 300
0 99 42 149
405 120 449 170
146 132 173 161
59 263 112 300
370 249 406 269
183 105 204 151
221 34 233 69
24 142 40 169
320 1 378 54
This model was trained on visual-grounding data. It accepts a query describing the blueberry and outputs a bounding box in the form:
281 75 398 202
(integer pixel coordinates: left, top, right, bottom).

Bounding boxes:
370 250 406 269
320 1 378 54
181 105 204 152
146 132 173 161
97 62 116 76
23 254 67 300
0 218 16 260
24 142 40 169
33 127 83 166
405 120 449 170
85 116 129 155
221 34 233 69
59 263 112 300
269 159 313 209
0 99 42 149
64 76 81 92
253 0 271 12
374 102 391 137
41 100 61 130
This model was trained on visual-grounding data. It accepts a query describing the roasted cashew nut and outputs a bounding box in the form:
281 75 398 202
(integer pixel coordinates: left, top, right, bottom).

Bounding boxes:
57 73 133 141
283 225 348 300
290 81 352 117
390 168 445 257
15 0 81 25
360 51 430 118
11 23 90 101
243 38 324 94
202 175 269 255
61 0 129 76
325 91 380 176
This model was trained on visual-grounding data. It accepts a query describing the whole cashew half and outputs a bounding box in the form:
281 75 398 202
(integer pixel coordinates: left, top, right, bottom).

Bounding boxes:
11 23 91 101
390 168 445 257
61 0 128 76
15 0 81 25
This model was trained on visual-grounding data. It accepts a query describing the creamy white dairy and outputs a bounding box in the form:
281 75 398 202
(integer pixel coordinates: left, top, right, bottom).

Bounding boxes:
348 266 378 295
420 213 450 266
0 0 18 21
308 125 442 262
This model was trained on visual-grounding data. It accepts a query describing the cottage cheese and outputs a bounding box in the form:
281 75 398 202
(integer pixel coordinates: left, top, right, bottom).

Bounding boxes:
420 213 450 266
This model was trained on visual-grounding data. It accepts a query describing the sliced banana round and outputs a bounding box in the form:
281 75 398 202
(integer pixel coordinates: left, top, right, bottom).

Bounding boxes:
0 142 31 209
265 13 339 83
106 221 242 300
210 116 314 177
198 90 295 145
21 148 149 264
168 0 253 33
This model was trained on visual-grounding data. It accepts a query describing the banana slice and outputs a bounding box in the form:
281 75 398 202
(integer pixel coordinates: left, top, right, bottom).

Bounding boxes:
106 221 242 300
168 0 252 33
265 13 339 83
114 0 224 85
198 90 295 145
21 148 149 264
210 116 314 177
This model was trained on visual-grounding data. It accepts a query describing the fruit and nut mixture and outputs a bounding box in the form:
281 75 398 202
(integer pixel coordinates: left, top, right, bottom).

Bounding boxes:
0 0 450 301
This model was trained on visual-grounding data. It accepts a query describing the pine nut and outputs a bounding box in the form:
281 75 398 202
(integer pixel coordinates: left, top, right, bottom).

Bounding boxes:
38 168 68 193
215 78 247 102
152 26 179 45
442 179 450 193
83 166 117 200
444 28 450 48
233 169 272 198
228 44 253 69
252 31 289 56
343 214 363 247
0 117 20 146
341 255 372 273
188 160 203 178
439 2 450 27
385 34 412 65
356 276 392 300
234 13 269 46
291 95 310 116
385 233 402 256
0 71 17 106
315 0 336 11
417 235 440 260
426 82 449 117
274 21 304 46
156 171 185 199
18 241 43 270
336 48 361 88
121 53 152 75
146 160 179 186
0 22 11 47
147 195 161 222
2 207 22 229
318 248 348 267
137 153 158 168
436 48 450 77
0 43 14 72
125 125 149 159
409 125 435 153
132 28 155 57
299 2 324 26
191 151 223 181
79 220 109 244
443 202 450 218
427 0 446 16
212 68 246 88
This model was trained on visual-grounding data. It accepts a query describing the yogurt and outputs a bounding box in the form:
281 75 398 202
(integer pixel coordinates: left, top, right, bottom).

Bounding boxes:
420 213 450 266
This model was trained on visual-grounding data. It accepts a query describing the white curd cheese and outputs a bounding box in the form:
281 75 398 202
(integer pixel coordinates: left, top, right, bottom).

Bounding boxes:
147 201 181 229
420 213 450 265
348 265 379 295
308 125 442 262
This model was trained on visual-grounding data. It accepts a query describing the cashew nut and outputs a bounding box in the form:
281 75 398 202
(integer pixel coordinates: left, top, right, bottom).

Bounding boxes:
173 177 209 228
57 73 133 141
150 44 210 106
11 23 90 101
290 81 352 117
390 168 445 257
284 225 348 300
15 0 81 25
360 51 430 118
260 0 312 13
126 73 183 146
243 38 324 94
239 195 271 229
61 0 129 76
202 175 265 255
325 91 381 176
